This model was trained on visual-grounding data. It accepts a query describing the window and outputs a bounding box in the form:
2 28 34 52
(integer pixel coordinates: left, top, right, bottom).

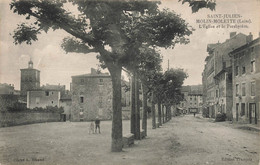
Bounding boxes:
236 84 239 96
251 61 255 72
190 97 192 101
99 79 104 86
251 81 255 96
235 66 239 76
36 97 40 104
242 83 246 96
45 91 49 96
80 96 84 103
241 103 245 116
242 66 246 74
216 90 219 97
51 101 54 104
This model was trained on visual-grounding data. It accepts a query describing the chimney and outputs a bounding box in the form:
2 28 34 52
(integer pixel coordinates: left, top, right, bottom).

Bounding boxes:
91 68 97 74
230 32 236 38
246 32 253 43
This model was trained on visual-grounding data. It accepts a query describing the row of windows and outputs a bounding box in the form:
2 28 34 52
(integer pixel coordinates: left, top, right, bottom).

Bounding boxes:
236 103 256 117
79 96 112 108
235 81 256 97
80 78 104 83
45 91 54 96
235 60 255 76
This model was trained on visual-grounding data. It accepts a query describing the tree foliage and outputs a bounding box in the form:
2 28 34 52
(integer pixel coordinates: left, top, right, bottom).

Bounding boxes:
180 0 216 13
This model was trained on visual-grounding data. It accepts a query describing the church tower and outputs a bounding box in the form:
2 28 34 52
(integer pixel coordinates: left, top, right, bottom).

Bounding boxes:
20 59 40 96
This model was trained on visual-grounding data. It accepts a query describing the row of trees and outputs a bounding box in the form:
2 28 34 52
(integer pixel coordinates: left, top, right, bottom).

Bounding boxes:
10 0 215 152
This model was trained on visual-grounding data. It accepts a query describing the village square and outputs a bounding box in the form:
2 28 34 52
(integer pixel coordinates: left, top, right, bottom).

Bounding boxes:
0 0 259 165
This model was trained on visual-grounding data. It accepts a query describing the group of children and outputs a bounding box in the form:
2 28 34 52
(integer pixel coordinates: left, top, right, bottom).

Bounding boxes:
89 118 101 134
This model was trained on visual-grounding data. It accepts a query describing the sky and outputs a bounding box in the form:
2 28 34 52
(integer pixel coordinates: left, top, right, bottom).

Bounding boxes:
0 0 259 90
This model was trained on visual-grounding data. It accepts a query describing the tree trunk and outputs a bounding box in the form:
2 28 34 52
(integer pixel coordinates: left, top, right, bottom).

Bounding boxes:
130 74 136 135
142 84 148 136
109 66 123 152
158 101 162 126
151 92 156 129
169 105 172 120
135 76 140 140
162 105 165 124
166 105 171 122
165 105 169 122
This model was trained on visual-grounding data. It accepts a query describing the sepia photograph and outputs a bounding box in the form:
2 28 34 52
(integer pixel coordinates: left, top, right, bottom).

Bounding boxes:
0 0 259 164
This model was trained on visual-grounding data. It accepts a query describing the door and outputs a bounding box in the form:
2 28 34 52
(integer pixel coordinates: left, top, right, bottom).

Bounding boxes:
236 103 239 121
249 103 257 124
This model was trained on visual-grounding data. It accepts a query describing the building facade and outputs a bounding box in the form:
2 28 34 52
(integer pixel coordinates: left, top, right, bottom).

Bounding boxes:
213 32 248 120
27 90 61 109
0 83 15 95
230 37 260 125
187 93 203 113
20 60 40 96
178 85 203 114
203 45 217 118
71 68 113 121
202 32 249 119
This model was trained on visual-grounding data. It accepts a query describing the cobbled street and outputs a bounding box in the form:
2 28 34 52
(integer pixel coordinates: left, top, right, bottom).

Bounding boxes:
0 115 259 165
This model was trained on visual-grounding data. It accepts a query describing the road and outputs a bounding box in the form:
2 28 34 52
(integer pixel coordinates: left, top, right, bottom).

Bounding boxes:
0 114 259 165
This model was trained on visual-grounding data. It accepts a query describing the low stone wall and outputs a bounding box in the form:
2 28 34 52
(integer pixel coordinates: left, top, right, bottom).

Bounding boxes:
0 112 61 127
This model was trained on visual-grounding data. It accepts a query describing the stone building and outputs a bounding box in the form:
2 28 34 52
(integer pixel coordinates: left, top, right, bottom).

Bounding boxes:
42 84 66 96
71 68 113 121
178 86 190 114
27 90 61 109
202 32 248 119
230 36 260 125
203 44 218 118
0 83 15 95
178 85 203 114
0 83 21 112
60 93 72 121
187 93 203 113
213 32 248 120
20 60 40 96
71 68 131 121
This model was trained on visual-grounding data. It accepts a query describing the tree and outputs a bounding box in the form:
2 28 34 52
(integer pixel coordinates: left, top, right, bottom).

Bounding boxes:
162 68 188 120
10 0 215 152
179 0 216 13
135 47 162 135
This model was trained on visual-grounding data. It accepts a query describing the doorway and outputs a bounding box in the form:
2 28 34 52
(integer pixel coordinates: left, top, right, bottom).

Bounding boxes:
236 103 239 121
249 103 257 124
